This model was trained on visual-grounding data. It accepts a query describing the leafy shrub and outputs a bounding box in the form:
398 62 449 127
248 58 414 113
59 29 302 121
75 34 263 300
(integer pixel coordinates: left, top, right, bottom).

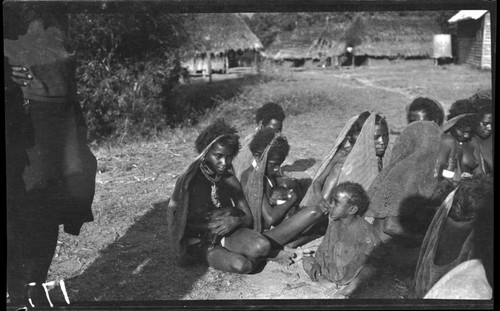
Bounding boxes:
69 13 187 144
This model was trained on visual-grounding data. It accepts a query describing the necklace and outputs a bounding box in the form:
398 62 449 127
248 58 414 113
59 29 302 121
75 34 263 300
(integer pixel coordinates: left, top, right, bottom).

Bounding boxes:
200 161 222 208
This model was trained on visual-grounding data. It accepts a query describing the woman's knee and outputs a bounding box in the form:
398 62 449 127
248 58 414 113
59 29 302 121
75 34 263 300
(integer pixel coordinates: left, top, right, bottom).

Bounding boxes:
230 257 254 274
303 206 326 222
206 250 253 274
249 236 271 257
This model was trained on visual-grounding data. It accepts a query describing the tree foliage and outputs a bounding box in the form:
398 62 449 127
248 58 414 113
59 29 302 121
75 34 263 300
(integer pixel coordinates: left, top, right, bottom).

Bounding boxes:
69 13 189 143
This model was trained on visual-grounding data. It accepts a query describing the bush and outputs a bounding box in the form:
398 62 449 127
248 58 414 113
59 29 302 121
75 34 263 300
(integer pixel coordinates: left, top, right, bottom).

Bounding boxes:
69 13 187 144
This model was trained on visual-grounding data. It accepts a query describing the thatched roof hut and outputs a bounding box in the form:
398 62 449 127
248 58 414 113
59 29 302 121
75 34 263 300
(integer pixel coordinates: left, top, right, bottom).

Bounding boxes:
181 13 263 75
309 18 349 60
345 14 444 58
183 13 263 56
263 22 324 61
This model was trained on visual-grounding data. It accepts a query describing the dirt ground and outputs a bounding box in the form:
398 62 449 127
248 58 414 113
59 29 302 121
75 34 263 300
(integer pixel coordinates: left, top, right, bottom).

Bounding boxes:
44 60 491 306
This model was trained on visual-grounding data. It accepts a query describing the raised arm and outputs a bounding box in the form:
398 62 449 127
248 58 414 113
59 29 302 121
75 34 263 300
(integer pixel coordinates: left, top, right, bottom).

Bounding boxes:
319 162 344 201
311 159 336 202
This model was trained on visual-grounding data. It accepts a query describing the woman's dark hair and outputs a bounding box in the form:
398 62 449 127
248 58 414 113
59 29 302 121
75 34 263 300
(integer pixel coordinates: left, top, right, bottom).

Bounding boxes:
332 182 370 216
194 119 240 155
447 99 476 120
407 97 445 126
375 113 388 129
249 127 289 161
449 175 492 222
255 102 286 126
453 114 480 131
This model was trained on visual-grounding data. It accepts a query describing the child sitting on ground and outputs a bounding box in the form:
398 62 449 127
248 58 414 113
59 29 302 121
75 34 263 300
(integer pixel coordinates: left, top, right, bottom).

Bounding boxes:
302 181 382 298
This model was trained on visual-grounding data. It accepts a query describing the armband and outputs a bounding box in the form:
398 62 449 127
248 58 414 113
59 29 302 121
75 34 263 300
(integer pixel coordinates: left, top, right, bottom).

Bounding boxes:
442 169 455 179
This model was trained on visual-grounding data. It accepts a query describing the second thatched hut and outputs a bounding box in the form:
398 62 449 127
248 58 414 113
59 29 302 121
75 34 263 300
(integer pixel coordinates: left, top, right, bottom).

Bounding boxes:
342 14 445 66
262 20 325 68
309 16 349 67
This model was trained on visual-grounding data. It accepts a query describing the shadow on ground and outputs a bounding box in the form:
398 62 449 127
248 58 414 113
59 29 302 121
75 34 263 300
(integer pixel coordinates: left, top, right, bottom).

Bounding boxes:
52 199 209 302
282 158 316 173
355 245 420 299
164 74 262 125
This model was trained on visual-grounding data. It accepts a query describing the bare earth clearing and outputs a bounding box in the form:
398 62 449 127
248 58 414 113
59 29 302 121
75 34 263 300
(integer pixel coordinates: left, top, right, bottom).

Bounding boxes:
46 60 491 304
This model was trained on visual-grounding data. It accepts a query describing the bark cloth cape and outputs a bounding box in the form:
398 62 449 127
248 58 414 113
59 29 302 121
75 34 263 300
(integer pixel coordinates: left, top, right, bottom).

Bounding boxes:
414 188 475 298
4 18 96 235
242 134 281 233
168 135 235 261
365 121 442 218
300 112 389 208
232 131 255 181
423 259 492 299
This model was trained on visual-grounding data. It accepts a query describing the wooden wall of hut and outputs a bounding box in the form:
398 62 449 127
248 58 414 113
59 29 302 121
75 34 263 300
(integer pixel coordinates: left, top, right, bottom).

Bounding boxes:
456 15 491 69
185 53 230 75
185 50 261 76
481 13 492 69
231 50 259 68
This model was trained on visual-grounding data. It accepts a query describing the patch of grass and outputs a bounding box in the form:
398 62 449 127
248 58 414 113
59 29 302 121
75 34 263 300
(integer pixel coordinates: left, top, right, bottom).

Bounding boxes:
197 68 348 132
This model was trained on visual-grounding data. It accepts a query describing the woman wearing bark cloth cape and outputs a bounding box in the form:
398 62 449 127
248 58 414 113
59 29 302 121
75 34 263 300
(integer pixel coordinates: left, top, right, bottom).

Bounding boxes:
300 111 390 210
168 119 271 273
232 102 286 181
5 2 97 306
414 175 493 298
365 121 447 245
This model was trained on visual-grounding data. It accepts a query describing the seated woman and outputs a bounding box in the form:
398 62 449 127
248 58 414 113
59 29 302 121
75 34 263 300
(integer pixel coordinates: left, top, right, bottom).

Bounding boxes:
406 97 445 126
366 121 448 245
232 102 286 181
239 128 330 257
240 128 304 232
435 99 481 187
168 119 271 274
414 175 493 298
300 111 390 210
470 98 493 174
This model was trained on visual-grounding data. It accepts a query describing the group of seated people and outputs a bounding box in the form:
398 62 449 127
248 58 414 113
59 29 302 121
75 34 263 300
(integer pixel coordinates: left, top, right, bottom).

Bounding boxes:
168 91 493 299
